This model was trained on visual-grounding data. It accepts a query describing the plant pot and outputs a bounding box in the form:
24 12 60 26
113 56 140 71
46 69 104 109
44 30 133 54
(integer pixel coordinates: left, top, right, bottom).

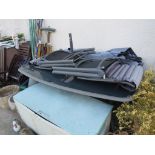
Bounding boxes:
0 85 19 109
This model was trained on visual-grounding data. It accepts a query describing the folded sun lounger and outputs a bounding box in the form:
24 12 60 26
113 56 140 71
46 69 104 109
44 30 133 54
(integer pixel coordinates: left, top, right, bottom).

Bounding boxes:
30 48 95 68
21 34 144 101
30 47 143 92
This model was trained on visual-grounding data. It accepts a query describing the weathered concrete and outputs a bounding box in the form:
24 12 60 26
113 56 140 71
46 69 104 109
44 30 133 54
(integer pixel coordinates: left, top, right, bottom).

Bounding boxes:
0 108 22 135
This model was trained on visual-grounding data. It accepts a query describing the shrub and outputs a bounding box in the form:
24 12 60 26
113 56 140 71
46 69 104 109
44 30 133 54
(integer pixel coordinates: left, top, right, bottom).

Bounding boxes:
115 69 155 135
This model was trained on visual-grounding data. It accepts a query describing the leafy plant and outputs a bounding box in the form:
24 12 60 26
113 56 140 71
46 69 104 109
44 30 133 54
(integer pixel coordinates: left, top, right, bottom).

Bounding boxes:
17 33 25 42
115 69 155 135
17 33 24 38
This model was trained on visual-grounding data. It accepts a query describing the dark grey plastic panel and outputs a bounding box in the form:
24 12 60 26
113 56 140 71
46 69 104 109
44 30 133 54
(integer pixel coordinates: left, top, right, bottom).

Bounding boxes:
19 65 133 102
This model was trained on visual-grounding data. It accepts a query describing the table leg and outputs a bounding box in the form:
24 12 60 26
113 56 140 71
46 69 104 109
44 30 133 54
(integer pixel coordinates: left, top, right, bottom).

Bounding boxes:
4 48 7 81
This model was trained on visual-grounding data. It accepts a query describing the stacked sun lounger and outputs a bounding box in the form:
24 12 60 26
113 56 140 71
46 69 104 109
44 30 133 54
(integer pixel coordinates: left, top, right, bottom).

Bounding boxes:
30 47 143 92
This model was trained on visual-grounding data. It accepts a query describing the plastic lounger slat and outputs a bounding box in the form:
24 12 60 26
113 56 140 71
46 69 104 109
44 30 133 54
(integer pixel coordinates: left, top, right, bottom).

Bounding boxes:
105 61 120 75
111 65 125 79
129 66 143 87
116 64 130 81
38 63 75 67
52 70 103 78
38 60 74 64
52 67 104 74
35 66 52 70
107 64 121 78
51 64 75 67
122 62 138 81
133 67 143 87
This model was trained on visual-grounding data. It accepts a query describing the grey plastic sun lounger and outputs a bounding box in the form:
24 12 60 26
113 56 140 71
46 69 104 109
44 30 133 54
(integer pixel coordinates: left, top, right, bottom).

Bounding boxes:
77 60 143 92
30 46 144 92
51 58 143 92
52 58 116 78
19 65 134 102
30 48 95 68
23 33 144 101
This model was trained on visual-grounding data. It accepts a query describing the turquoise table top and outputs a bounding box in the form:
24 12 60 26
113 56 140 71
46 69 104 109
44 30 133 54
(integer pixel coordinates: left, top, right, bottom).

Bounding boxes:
14 83 113 135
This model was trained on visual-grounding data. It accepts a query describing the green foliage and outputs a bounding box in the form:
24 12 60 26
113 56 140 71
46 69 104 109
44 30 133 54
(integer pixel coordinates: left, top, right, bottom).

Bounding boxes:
115 69 155 135
17 33 25 42
17 33 24 38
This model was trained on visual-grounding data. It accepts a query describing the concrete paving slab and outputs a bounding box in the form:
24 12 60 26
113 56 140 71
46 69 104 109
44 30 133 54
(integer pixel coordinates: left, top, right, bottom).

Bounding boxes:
0 108 23 135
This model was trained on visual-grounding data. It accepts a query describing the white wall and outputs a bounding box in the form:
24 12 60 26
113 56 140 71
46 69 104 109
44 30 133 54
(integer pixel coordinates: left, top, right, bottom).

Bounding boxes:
0 19 29 39
0 19 155 67
44 19 155 67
